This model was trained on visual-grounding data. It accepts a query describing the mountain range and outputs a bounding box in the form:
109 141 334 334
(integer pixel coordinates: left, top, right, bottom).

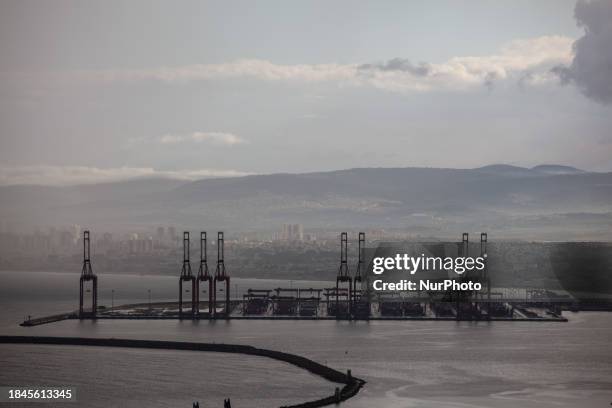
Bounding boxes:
1 164 611 240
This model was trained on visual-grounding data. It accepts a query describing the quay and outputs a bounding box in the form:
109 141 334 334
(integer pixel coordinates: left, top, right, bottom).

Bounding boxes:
20 312 78 327
20 298 568 327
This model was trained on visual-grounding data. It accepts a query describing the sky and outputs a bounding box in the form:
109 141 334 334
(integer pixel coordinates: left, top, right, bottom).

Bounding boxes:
0 0 611 185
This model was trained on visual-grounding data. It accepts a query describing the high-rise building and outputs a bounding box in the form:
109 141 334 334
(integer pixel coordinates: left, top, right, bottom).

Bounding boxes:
281 223 304 241
156 227 165 242
167 226 176 241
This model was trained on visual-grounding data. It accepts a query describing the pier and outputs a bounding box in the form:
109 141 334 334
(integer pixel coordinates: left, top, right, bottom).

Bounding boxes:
20 312 78 327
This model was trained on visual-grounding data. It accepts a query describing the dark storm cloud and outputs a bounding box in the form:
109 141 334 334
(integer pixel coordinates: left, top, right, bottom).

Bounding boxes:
552 0 612 104
358 58 432 76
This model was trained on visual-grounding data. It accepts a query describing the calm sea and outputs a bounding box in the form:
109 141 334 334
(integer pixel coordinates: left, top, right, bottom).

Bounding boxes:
1 271 611 408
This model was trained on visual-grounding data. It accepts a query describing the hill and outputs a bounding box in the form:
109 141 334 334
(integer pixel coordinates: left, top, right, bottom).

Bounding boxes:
0 165 611 239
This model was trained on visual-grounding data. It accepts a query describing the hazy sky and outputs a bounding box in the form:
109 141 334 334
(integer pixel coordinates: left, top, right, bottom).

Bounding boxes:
1 0 611 185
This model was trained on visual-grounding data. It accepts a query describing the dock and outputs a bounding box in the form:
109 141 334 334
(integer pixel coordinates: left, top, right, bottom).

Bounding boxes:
20 298 568 327
23 230 595 328
20 312 78 327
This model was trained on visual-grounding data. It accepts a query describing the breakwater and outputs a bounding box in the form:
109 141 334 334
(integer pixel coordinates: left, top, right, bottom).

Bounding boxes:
0 336 365 408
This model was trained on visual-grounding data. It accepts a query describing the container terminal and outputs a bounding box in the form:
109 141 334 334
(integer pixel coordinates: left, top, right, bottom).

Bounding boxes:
22 229 602 327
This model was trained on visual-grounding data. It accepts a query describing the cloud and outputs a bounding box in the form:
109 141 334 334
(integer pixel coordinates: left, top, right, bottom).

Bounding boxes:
354 36 572 92
88 60 355 83
158 132 246 146
358 58 432 76
0 165 252 186
483 71 499 91
34 35 572 94
552 0 612 105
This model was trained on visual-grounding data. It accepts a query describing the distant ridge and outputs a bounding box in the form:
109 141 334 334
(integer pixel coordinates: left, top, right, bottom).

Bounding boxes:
475 164 534 176
0 164 609 235
531 164 585 175
476 164 586 176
